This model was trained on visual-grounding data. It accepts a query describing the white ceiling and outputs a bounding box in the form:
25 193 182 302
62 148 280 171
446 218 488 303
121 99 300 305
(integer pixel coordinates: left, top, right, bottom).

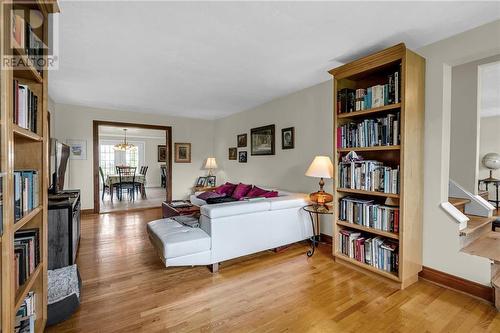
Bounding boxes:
49 1 500 120
480 61 500 118
99 125 165 139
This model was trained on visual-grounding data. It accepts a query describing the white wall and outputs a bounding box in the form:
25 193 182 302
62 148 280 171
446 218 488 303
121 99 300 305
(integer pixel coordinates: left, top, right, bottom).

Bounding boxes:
417 20 500 285
450 54 500 193
99 135 165 188
54 104 215 210
213 81 334 235
479 115 500 199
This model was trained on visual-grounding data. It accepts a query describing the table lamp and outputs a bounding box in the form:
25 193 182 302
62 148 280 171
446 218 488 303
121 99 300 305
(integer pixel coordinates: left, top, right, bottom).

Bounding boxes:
305 156 334 206
204 157 217 176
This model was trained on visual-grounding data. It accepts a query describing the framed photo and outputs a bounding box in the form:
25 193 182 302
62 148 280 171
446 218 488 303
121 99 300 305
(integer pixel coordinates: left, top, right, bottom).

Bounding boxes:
196 176 207 186
237 133 247 147
157 145 167 162
175 143 191 163
251 124 275 156
66 139 87 160
239 151 247 163
281 127 295 149
228 147 237 160
206 175 216 187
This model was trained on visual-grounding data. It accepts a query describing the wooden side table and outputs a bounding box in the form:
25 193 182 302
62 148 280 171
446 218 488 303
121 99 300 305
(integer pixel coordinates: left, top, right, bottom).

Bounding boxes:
192 186 217 193
162 201 200 218
303 204 333 257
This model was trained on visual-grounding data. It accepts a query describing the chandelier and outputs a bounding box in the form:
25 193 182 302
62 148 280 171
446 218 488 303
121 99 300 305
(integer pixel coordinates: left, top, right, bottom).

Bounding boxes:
113 129 136 151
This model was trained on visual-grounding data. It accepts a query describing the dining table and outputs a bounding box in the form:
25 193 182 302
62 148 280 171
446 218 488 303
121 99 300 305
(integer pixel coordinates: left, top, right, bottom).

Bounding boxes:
105 174 146 201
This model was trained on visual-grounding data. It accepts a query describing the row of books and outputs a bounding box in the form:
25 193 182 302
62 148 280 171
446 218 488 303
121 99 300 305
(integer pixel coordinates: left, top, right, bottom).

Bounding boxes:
337 113 400 148
12 12 44 73
338 229 399 273
339 197 399 233
337 70 400 114
14 228 40 289
14 170 40 222
15 291 37 333
338 161 399 194
13 80 39 133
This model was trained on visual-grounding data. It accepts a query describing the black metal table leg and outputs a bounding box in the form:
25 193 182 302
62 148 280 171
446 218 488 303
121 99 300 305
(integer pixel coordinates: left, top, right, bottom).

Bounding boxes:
307 211 317 257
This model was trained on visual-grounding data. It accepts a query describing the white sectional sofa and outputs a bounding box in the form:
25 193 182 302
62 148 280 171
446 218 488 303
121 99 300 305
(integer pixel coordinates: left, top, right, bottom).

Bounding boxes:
147 189 312 271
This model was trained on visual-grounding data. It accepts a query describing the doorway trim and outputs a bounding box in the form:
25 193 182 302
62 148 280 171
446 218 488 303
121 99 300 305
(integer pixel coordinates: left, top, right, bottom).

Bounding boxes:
92 120 173 214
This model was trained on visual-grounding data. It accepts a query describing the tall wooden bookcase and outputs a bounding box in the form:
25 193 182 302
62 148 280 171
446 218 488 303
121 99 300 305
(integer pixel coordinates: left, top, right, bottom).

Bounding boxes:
0 1 59 331
329 44 425 289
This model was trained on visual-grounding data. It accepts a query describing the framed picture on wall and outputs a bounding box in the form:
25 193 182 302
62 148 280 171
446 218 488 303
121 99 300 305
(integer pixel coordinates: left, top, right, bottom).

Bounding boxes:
251 124 275 155
66 139 87 160
157 145 167 162
239 151 247 163
228 147 237 160
281 127 295 149
175 143 191 163
237 133 247 147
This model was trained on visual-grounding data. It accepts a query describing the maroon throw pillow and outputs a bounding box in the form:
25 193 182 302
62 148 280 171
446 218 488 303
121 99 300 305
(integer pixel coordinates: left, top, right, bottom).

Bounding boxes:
215 182 236 195
197 191 225 201
231 183 252 200
262 190 279 198
246 186 269 198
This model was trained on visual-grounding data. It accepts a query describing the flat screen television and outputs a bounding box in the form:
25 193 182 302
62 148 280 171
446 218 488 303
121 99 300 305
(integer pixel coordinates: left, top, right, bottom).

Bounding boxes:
49 139 70 194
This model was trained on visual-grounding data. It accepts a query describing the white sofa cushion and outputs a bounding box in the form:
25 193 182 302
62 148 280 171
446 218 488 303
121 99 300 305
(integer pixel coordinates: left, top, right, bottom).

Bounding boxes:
147 219 211 259
201 200 270 218
268 194 309 210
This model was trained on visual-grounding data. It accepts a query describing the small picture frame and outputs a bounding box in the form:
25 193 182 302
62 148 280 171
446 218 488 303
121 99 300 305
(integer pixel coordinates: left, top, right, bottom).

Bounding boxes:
175 143 191 163
281 127 295 150
157 145 167 162
228 147 237 160
196 176 207 187
206 175 216 187
66 139 87 160
237 133 247 147
239 151 247 163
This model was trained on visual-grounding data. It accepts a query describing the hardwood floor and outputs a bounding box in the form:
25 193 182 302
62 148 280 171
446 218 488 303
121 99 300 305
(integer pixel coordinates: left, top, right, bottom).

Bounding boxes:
46 208 500 332
100 187 166 213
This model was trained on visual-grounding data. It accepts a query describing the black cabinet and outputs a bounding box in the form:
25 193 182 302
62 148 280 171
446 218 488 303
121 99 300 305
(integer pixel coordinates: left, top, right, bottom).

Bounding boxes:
48 190 81 270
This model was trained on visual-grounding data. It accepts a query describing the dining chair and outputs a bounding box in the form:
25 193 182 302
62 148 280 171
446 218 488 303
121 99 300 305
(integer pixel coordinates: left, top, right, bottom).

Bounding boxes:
136 166 148 198
99 166 110 201
160 165 167 188
116 166 137 201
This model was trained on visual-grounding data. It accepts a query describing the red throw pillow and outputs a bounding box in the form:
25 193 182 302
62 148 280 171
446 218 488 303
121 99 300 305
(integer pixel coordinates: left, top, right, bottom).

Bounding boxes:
262 190 278 198
215 182 236 195
246 186 269 198
231 183 252 200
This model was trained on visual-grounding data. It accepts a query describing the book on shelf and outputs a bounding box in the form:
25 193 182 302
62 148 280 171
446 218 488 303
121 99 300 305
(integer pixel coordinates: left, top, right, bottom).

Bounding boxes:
337 70 400 114
11 12 44 73
14 228 40 289
338 229 399 273
339 196 399 233
337 112 400 148
14 170 39 222
15 291 37 333
338 161 399 194
13 80 38 133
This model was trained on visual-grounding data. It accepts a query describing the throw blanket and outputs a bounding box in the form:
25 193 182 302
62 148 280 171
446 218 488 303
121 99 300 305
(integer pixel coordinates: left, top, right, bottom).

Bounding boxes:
172 215 200 228
48 265 80 304
206 197 238 204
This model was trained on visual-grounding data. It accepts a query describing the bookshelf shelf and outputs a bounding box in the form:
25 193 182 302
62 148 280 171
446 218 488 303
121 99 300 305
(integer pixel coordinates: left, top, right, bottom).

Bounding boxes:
334 253 400 282
13 206 42 232
337 145 400 153
13 124 42 142
336 220 399 240
1 2 59 331
14 263 42 311
336 188 400 198
330 43 425 289
337 103 401 119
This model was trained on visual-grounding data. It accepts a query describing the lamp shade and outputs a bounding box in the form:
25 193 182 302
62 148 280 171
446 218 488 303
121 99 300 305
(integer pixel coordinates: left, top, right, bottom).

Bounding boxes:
305 156 333 179
204 157 218 170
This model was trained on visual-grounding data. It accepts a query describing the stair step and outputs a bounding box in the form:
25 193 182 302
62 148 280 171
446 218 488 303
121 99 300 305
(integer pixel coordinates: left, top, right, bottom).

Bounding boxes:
461 231 500 261
448 197 470 212
459 215 496 236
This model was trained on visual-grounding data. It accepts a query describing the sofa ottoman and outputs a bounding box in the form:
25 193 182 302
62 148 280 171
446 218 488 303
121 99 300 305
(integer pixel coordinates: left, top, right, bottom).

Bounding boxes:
147 218 212 267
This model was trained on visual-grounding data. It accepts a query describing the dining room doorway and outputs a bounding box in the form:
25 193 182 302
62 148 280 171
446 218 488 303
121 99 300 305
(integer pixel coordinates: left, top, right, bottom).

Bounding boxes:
93 121 172 213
